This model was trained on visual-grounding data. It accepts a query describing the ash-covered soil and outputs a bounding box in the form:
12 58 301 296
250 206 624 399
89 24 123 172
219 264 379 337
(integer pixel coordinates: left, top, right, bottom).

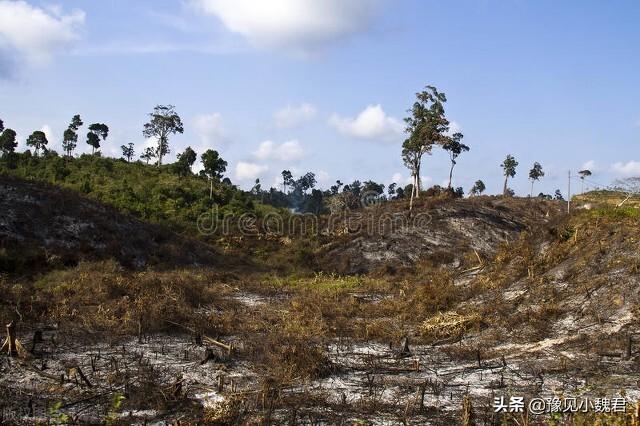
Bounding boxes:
1 178 639 424
318 197 566 274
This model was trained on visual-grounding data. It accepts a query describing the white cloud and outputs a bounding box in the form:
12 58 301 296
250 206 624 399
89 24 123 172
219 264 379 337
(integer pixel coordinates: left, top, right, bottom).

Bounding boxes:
0 1 85 64
253 139 304 162
611 161 640 178
193 113 226 148
235 161 268 181
580 160 599 172
191 0 380 54
274 103 316 128
329 104 403 142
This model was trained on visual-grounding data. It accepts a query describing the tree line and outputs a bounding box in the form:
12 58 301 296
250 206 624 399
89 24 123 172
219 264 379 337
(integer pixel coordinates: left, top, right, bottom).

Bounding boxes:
399 85 592 203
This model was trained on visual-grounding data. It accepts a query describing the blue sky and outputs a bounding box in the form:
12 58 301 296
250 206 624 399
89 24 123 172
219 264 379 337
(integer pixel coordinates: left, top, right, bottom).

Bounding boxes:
1 0 639 194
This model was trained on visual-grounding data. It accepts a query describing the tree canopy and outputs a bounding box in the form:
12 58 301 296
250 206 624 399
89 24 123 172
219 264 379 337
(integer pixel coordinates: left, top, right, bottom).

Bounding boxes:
442 132 469 188
500 154 519 196
528 162 544 197
143 105 184 166
87 123 109 154
200 149 227 181
402 85 450 208
26 131 49 156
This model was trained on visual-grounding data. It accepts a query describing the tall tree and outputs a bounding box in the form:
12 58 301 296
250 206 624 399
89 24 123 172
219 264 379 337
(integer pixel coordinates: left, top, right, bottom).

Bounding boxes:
402 85 450 211
470 180 486 196
296 172 317 194
281 170 294 193
442 132 469 189
142 105 184 166
0 128 17 155
26 131 48 156
528 162 545 197
121 143 135 162
500 155 518 196
62 128 78 157
200 149 227 198
175 146 197 175
86 123 109 154
140 147 156 164
0 119 3 133
578 169 592 193
63 114 83 157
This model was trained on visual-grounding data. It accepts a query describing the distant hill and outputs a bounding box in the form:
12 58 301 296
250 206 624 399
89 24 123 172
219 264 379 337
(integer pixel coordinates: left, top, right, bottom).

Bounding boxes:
0 174 226 273
573 190 640 209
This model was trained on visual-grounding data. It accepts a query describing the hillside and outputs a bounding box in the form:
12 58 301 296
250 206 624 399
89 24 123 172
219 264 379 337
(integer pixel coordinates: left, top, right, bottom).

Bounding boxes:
0 174 226 272
316 196 566 274
0 152 253 231
1 172 639 424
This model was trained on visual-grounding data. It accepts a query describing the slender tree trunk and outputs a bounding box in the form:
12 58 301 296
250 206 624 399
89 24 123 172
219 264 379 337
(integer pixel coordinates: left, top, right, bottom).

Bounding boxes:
503 176 508 196
530 180 534 198
581 178 584 194
448 162 454 189
409 173 416 212
209 178 213 199
415 163 421 198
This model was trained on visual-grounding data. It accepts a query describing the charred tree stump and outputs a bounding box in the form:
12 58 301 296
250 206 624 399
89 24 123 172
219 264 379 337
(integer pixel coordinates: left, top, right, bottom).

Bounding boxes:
399 336 411 357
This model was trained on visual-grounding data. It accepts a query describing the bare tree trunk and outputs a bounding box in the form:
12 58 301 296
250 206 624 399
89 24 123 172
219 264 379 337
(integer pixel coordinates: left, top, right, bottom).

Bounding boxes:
503 176 508 196
415 163 421 198
530 180 534 198
409 174 416 212
209 178 213 199
448 162 454 189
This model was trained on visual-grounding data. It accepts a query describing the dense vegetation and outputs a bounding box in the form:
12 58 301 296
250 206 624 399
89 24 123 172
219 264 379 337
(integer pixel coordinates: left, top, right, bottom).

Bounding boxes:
0 152 256 231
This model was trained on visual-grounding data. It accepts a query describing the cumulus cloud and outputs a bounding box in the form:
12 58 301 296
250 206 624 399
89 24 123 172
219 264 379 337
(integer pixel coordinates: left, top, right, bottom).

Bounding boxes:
274 103 316 128
611 161 640 178
193 113 227 148
329 104 403 142
580 160 599 172
191 0 380 54
253 139 304 162
235 161 268 181
0 1 85 65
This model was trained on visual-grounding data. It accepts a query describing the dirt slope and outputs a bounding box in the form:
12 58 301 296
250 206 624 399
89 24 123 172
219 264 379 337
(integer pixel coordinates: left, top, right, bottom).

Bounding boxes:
0 174 220 272
318 196 566 274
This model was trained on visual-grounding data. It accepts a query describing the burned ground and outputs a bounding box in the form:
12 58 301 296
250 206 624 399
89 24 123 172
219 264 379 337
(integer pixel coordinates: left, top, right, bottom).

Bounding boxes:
1 178 639 425
0 175 230 272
